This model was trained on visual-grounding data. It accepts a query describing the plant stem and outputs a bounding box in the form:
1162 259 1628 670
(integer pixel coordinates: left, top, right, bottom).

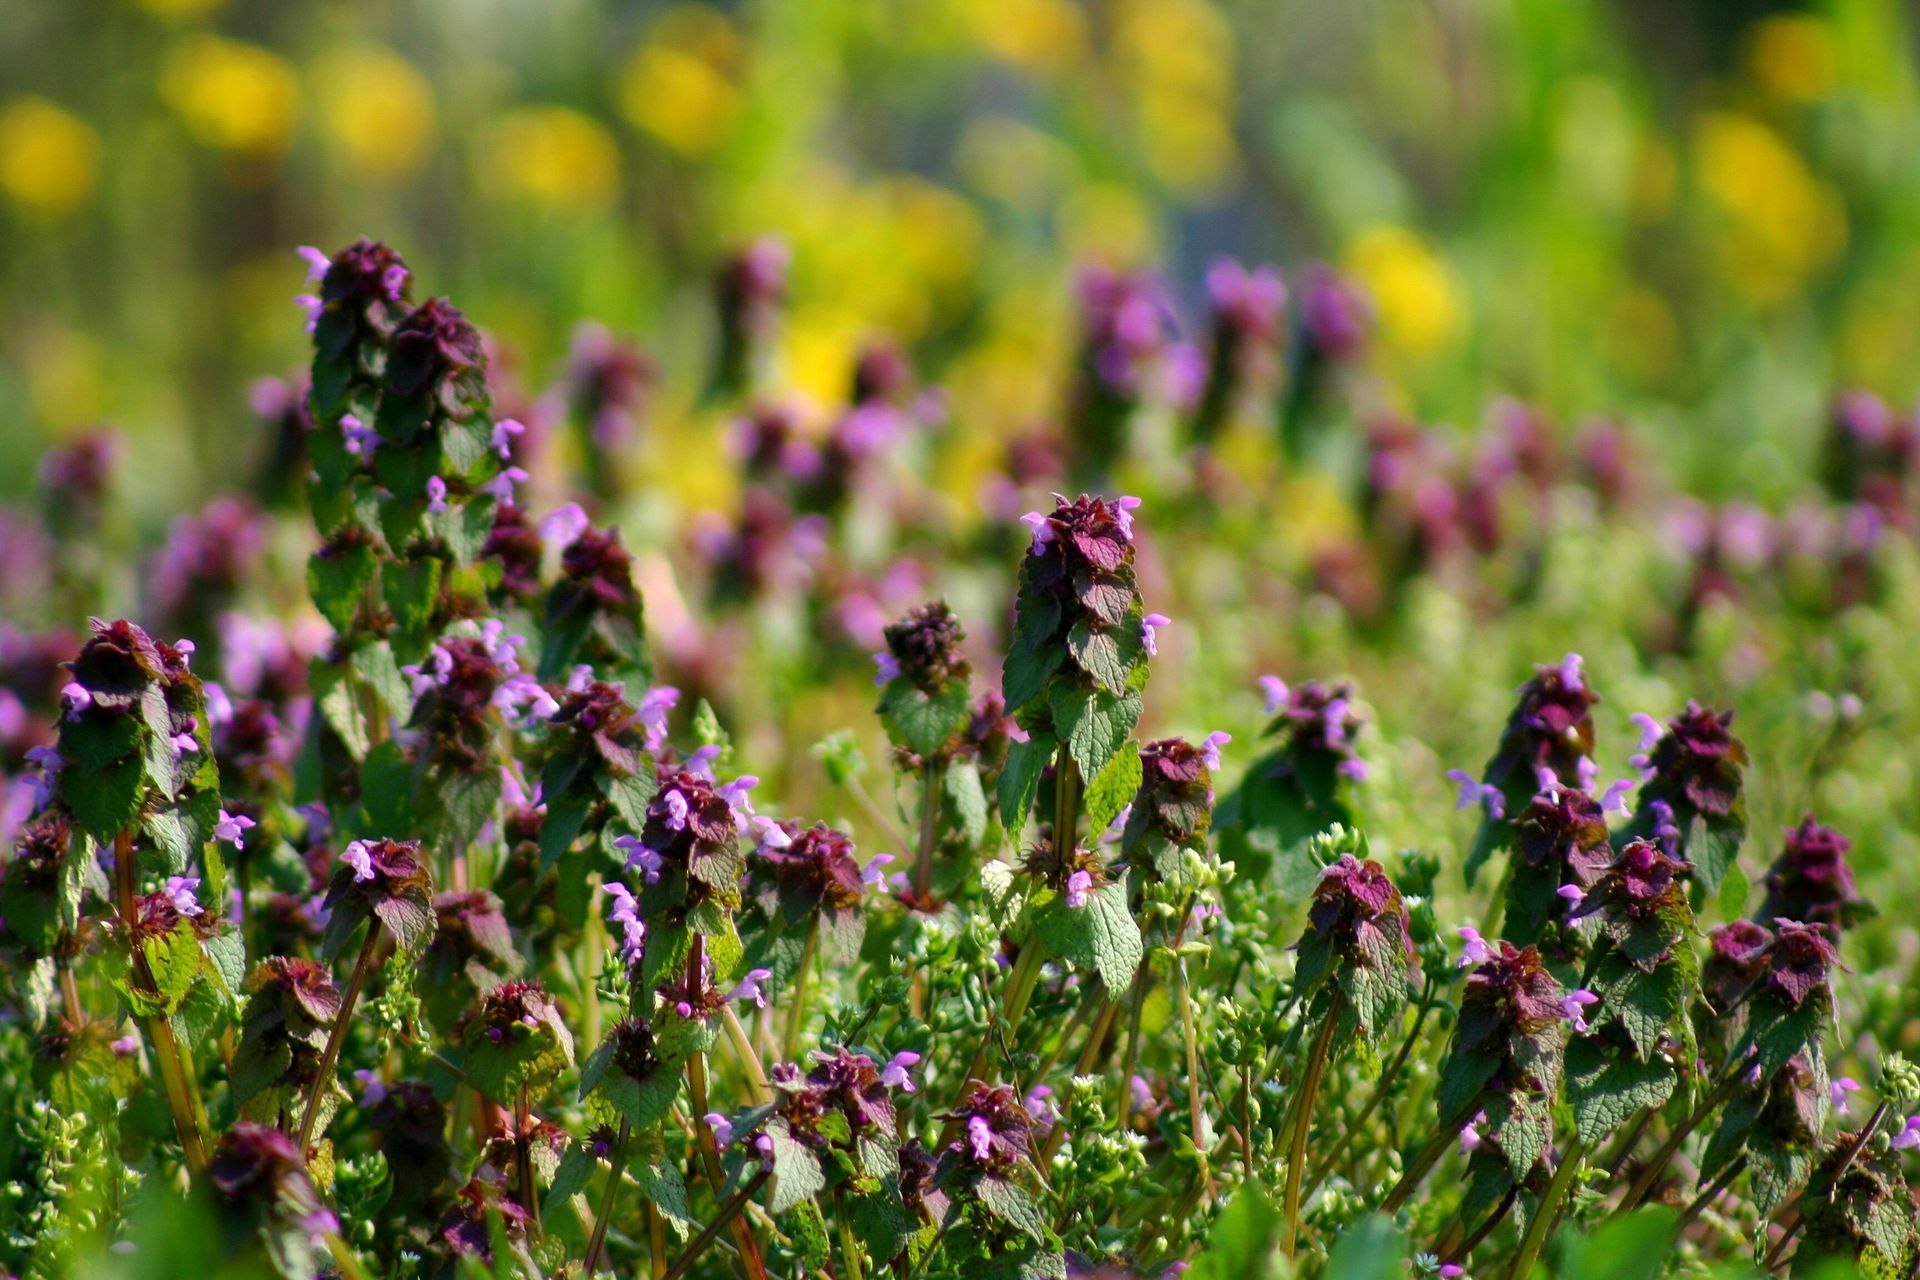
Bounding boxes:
648 1202 668 1278
687 933 768 1280
1053 757 1080 853
914 760 942 901
58 959 84 1027
1311 981 1432 1188
1443 1183 1518 1268
296 922 383 1158
1674 1155 1745 1240
516 1083 540 1226
1506 1135 1587 1280
952 940 1047 1107
1381 1113 1470 1214
582 1119 630 1276
662 1168 772 1280
836 1189 866 1280
322 1230 373 1280
784 916 820 1062
722 1005 774 1106
1282 993 1342 1261
114 831 209 1175
1762 1213 1805 1271
1174 952 1212 1194
1820 1099 1889 1199
1114 968 1150 1128
1617 1074 1738 1213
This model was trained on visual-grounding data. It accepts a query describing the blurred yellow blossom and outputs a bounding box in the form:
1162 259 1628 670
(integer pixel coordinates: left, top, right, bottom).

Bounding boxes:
1748 15 1837 103
962 0 1088 79
1694 111 1845 304
1114 0 1237 194
311 45 436 180
161 35 299 162
1058 183 1156 267
0 97 100 219
1343 224 1464 359
483 106 620 210
620 7 743 156
955 115 1075 211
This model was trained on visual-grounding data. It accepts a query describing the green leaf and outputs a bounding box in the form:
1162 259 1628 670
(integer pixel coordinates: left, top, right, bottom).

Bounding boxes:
1716 858 1750 923
144 921 206 1015
878 678 972 758
1082 746 1141 831
941 761 987 849
383 556 443 636
431 766 503 849
1032 879 1140 993
1186 1185 1282 1280
539 795 592 875
975 1175 1047 1242
60 754 146 842
308 542 378 632
1000 641 1064 716
1565 1038 1676 1147
998 732 1055 833
1049 684 1140 779
1065 618 1140 695
769 1119 826 1213
1549 1208 1679 1280
1685 812 1744 899
1322 1214 1408 1280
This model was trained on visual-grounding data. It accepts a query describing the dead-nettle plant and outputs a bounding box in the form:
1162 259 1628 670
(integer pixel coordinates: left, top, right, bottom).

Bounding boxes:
10 235 1920 1280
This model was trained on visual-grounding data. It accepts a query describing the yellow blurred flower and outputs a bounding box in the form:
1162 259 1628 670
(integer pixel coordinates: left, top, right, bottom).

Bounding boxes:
1343 225 1465 359
0 97 100 219
1747 14 1837 103
955 115 1074 210
1694 111 1845 304
962 0 1088 79
311 45 436 181
1113 0 1237 194
618 6 741 157
1601 285 1680 384
482 106 620 210
1058 183 1156 267
161 35 299 161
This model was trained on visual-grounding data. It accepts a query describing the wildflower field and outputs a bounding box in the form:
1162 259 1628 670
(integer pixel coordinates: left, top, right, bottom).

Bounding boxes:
5 1 1920 1277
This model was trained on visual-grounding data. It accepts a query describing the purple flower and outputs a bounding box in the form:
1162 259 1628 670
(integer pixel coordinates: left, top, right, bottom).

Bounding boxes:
1459 1111 1486 1154
340 413 377 458
295 293 321 331
1457 926 1495 968
862 853 895 892
1113 495 1143 538
871 650 902 686
707 1113 735 1148
214 809 255 848
354 1069 388 1108
1596 777 1634 815
1830 1077 1861 1114
635 685 678 753
880 1051 920 1093
112 1034 138 1057
1629 712 1663 754
604 882 646 967
1138 612 1170 657
1447 769 1505 820
1065 869 1094 908
341 840 376 883
1258 675 1289 714
1556 883 1585 909
298 245 330 281
1199 730 1230 770
1439 1267 1466 1279
967 1115 993 1161
491 417 525 459
60 681 91 720
164 875 204 917
539 502 590 550
1021 510 1055 553
1892 1116 1920 1151
1559 989 1600 1033
726 967 773 1008
483 466 530 503
425 476 449 514
615 835 665 883
171 729 200 755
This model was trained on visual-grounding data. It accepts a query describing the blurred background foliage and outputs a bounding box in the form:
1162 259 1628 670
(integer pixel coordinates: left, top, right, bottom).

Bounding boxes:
3 0 1918 518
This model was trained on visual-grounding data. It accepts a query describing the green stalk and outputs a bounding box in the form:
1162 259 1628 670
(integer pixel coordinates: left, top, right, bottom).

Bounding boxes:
783 916 820 1062
1282 993 1342 1261
952 940 1047 1106
914 760 943 901
581 1119 629 1277
296 922 383 1158
1616 1074 1739 1213
661 1168 771 1280
1114 968 1151 1128
1310 980 1432 1188
1174 953 1212 1192
722 1005 774 1106
686 933 769 1280
835 1189 866 1280
1506 1136 1586 1280
114 831 209 1175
